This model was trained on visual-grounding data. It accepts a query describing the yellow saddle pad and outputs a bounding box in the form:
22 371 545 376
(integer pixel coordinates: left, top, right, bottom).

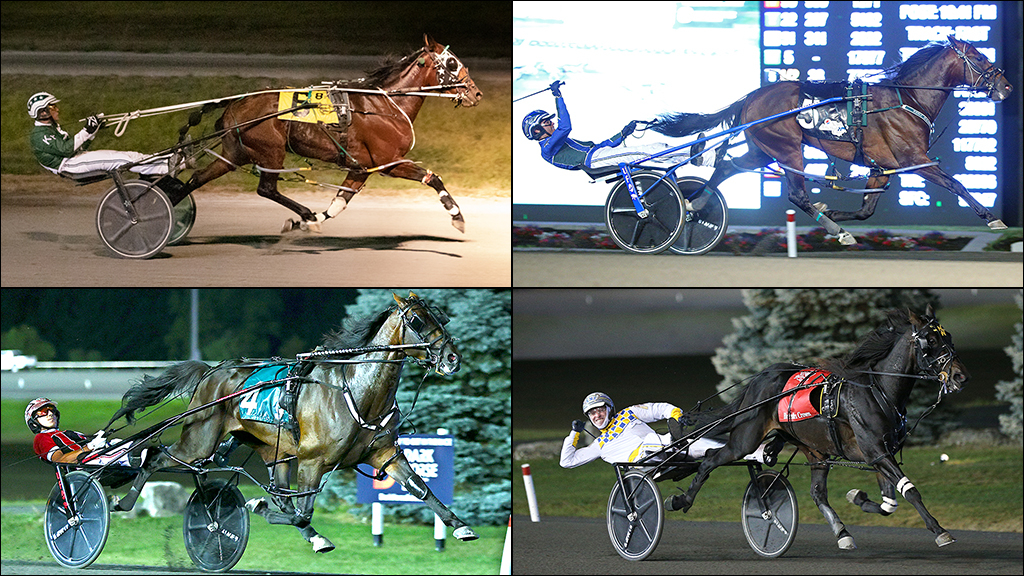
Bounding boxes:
278 90 340 125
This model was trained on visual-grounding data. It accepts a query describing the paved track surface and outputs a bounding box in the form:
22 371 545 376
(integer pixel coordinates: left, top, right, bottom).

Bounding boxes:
1 176 509 286
513 250 1023 287
512 516 1023 575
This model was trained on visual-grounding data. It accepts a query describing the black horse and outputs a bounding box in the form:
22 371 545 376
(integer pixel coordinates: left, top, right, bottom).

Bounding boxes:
652 36 1012 245
666 306 969 550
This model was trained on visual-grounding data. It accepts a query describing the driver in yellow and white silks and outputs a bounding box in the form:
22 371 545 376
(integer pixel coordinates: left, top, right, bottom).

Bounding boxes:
27 92 172 178
560 392 729 468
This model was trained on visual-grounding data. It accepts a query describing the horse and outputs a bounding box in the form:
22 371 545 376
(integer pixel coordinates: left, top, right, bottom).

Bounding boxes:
105 292 477 553
666 306 969 550
652 35 1012 245
175 35 482 234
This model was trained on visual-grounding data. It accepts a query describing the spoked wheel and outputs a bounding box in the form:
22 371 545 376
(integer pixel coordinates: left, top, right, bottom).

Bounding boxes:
670 176 729 255
741 470 799 558
168 193 197 246
95 179 173 259
606 471 664 561
44 471 110 569
604 171 684 254
183 479 250 572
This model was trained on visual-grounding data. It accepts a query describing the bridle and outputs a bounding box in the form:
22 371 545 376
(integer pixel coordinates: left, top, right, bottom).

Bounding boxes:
947 38 1005 99
425 46 472 106
909 318 960 394
396 297 459 373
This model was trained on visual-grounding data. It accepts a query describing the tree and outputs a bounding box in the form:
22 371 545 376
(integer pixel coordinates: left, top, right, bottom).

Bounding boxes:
995 290 1023 443
319 289 511 525
712 289 955 444
1 324 57 361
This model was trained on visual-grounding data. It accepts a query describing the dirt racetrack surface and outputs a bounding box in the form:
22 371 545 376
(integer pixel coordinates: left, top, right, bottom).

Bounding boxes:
2 176 510 286
513 248 1023 287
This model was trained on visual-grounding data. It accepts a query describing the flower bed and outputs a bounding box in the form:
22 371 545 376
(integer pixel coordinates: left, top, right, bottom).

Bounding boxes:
513 225 973 253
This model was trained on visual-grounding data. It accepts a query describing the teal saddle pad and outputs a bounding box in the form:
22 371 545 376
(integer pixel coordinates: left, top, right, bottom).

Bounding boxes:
238 363 293 425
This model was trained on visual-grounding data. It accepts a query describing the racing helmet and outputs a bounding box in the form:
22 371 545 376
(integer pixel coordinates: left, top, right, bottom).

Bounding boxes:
582 392 614 428
27 92 59 120
25 397 60 433
522 110 555 141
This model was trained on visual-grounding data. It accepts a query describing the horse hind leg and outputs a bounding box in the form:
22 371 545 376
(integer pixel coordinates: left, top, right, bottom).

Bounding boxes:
784 169 857 245
245 455 335 553
808 460 857 550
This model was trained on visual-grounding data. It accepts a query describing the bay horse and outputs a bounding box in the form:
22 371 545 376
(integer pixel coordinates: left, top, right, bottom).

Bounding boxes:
666 306 969 550
653 36 1012 245
105 292 476 553
177 35 482 233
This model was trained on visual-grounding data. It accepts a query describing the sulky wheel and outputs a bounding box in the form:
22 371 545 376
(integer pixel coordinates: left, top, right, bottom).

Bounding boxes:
183 479 250 572
741 470 799 558
168 193 197 246
44 471 110 569
670 176 729 255
606 471 664 561
95 179 173 259
604 171 684 254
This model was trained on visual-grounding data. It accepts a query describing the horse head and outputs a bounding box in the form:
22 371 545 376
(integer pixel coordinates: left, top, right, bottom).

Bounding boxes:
422 34 483 107
946 35 1012 101
908 304 970 394
394 291 461 375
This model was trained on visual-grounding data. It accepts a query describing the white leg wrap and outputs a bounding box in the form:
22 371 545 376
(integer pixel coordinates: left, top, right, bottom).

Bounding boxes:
896 476 915 497
881 496 899 513
325 196 348 218
448 205 461 216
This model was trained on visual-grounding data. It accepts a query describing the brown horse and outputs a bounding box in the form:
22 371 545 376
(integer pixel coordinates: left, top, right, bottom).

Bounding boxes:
666 307 969 550
177 35 482 233
653 36 1012 245
106 293 476 553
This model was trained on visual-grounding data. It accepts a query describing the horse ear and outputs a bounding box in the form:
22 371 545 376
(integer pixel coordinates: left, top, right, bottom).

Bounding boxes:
408 290 419 299
424 34 437 51
393 293 405 305
924 303 935 318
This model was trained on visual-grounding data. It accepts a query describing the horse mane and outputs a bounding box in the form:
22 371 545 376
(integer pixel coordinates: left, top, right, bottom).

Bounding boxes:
341 48 425 89
821 309 912 377
884 41 949 83
320 307 393 351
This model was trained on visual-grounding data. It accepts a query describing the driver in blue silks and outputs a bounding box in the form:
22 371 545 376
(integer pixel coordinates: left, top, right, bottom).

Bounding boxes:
521 81 701 171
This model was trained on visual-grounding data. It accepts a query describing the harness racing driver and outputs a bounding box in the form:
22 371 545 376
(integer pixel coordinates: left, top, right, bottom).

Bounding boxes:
522 81 710 172
26 397 144 468
27 92 177 179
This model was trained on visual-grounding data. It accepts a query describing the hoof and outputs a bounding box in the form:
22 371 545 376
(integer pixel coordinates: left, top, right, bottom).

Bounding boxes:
282 219 301 233
838 535 857 550
936 531 955 547
453 526 479 541
451 215 465 233
245 497 268 514
300 219 321 233
837 231 857 245
311 534 335 553
987 219 1007 230
663 494 690 513
846 489 867 506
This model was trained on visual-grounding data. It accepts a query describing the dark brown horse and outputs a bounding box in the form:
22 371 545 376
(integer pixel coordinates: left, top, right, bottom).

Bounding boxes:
653 36 1012 245
665 306 969 550
178 35 482 233
106 293 476 553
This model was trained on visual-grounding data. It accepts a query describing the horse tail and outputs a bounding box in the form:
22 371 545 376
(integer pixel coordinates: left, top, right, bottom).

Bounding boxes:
687 363 792 437
107 360 211 427
177 100 232 143
651 95 748 138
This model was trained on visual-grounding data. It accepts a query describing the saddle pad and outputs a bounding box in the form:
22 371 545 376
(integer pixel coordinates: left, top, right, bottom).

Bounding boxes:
238 363 292 425
278 89 342 125
778 368 830 422
795 97 851 141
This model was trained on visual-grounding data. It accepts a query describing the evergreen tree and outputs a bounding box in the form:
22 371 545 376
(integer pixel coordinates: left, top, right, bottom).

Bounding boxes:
320 289 511 525
995 290 1023 442
712 289 955 444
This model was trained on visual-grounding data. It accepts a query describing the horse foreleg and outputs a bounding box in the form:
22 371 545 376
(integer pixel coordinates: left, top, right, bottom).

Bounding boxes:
914 163 1005 229
808 461 856 550
382 162 465 233
872 455 954 547
377 448 478 541
846 472 899 517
